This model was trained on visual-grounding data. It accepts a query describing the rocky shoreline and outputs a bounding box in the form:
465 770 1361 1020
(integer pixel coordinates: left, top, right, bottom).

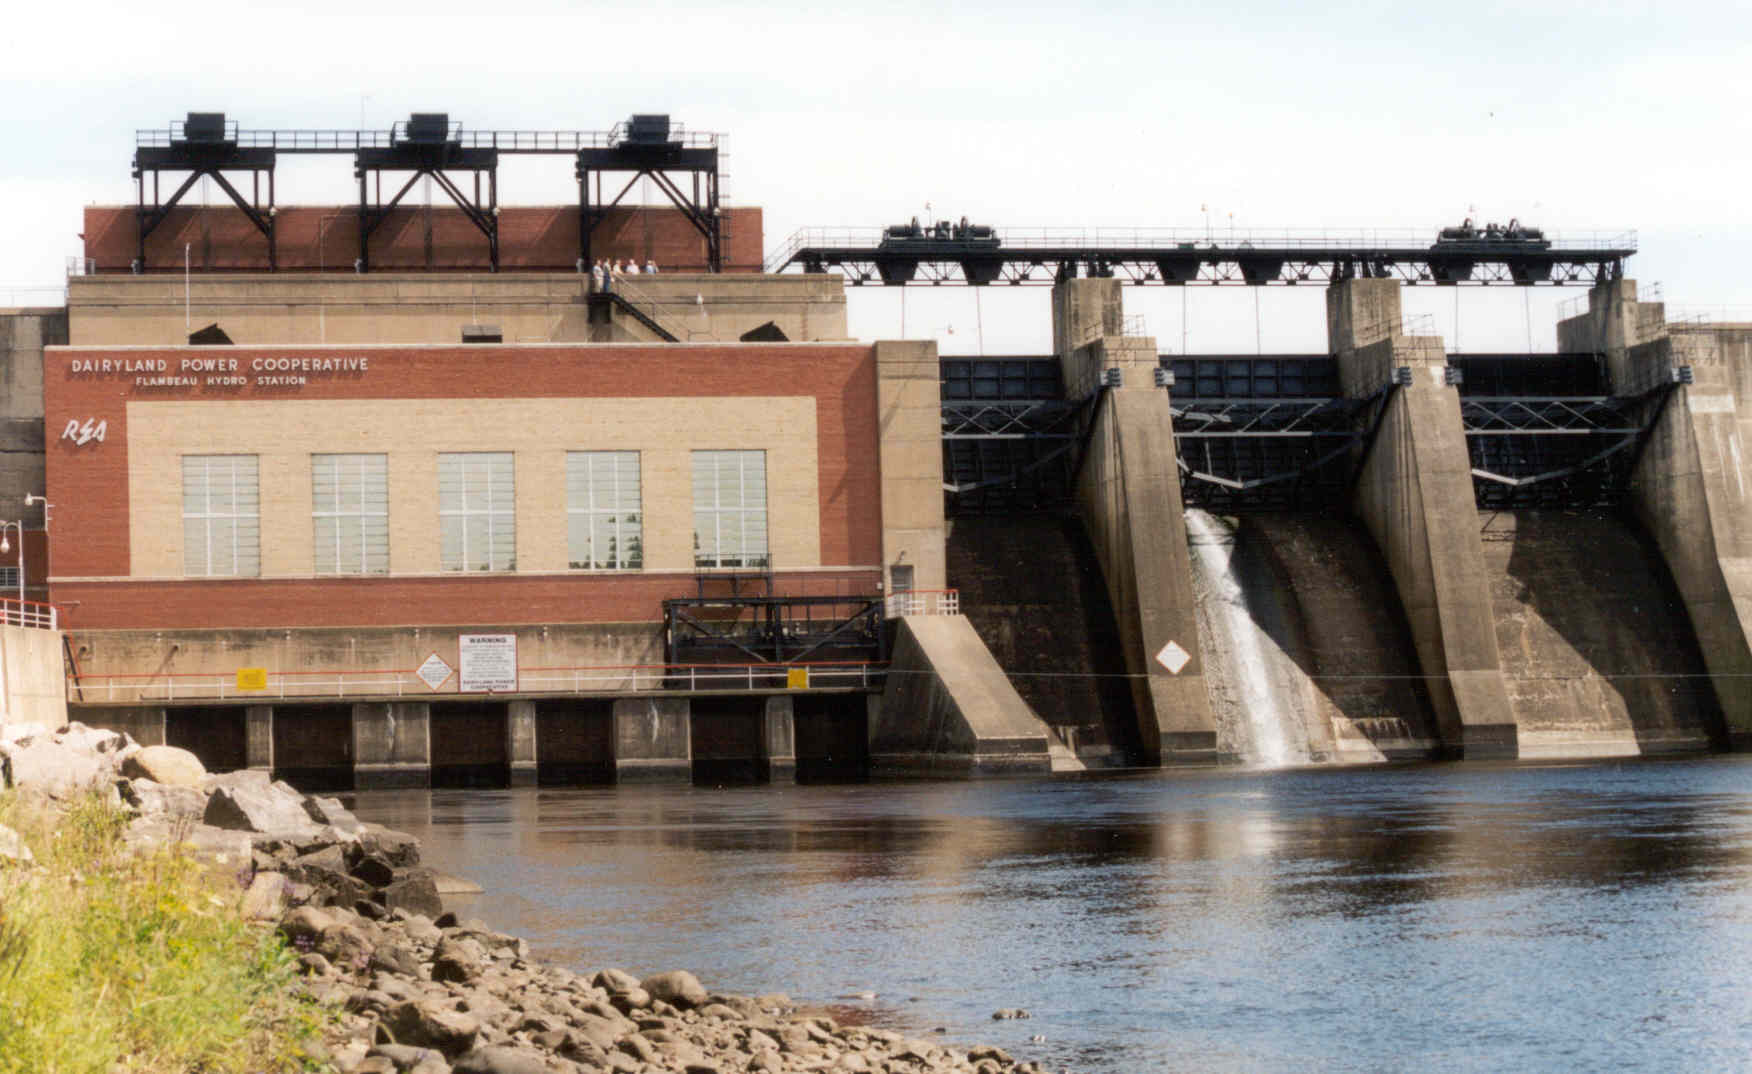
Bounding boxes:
1 723 1049 1074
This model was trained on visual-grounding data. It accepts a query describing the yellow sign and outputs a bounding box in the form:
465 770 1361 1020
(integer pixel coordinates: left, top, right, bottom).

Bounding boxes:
236 667 268 691
786 667 810 690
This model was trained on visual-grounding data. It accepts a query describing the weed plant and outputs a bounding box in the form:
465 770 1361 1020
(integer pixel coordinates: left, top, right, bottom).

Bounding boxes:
0 790 333 1073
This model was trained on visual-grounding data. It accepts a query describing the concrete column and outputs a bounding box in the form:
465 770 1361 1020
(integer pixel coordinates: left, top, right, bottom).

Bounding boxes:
762 696 796 784
507 700 538 787
1328 278 1517 758
1054 277 1215 764
613 697 692 783
876 340 947 594
1560 281 1752 749
352 701 432 789
244 705 273 771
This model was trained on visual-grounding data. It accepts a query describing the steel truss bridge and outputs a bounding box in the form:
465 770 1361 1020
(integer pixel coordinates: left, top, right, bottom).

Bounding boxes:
771 227 1636 287
939 355 1691 514
131 111 725 273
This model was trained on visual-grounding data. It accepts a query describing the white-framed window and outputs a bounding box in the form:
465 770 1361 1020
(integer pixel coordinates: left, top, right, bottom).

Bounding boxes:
0 567 18 590
183 454 260 577
439 452 515 571
692 450 769 569
312 454 389 575
567 451 642 569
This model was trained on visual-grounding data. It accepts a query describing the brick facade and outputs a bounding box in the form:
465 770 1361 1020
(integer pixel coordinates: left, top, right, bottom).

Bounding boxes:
45 342 881 631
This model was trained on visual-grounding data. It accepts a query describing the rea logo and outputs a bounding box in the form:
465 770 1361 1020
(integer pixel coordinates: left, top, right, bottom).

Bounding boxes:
61 418 108 445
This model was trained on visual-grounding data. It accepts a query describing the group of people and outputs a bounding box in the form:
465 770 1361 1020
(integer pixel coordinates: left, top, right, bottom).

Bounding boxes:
589 257 658 293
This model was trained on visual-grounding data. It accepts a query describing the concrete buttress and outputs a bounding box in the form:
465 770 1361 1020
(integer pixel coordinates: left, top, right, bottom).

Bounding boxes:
1328 279 1518 758
1056 278 1216 764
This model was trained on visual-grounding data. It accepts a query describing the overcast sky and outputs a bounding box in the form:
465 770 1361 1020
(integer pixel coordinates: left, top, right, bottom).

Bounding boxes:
3 0 1746 353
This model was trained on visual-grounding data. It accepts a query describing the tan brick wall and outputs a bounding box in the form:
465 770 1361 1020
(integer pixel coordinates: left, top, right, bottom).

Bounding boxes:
125 397 821 579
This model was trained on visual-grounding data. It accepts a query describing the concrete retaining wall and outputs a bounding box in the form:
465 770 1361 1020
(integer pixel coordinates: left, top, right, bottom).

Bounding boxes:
0 625 66 731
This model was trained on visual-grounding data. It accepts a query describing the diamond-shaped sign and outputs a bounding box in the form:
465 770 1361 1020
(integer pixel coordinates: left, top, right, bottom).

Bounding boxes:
1155 640 1191 675
416 652 454 691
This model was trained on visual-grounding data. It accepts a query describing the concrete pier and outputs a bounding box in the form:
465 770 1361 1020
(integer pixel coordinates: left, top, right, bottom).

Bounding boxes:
507 700 539 787
762 696 797 784
1327 279 1518 758
613 697 693 783
1561 281 1752 749
245 705 273 771
1056 278 1216 764
352 701 432 789
872 615 1054 775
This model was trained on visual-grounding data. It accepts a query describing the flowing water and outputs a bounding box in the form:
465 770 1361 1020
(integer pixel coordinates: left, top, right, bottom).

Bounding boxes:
1186 509 1305 766
349 758 1752 1073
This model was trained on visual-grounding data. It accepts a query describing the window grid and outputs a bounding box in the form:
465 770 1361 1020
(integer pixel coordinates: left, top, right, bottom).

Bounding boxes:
692 450 769 569
438 452 515 572
567 451 642 570
182 454 260 577
312 454 389 575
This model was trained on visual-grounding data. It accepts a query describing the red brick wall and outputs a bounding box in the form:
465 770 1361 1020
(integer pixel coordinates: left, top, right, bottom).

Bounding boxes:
44 343 882 630
81 205 764 273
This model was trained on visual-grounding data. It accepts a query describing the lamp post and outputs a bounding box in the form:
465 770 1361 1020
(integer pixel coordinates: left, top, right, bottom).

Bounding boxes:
0 521 22 617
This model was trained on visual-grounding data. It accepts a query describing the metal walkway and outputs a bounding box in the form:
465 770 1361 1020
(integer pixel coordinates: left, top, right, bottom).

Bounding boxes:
772 224 1636 287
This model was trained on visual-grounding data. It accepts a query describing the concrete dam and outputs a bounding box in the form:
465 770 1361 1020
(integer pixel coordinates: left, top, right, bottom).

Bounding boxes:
942 276 1744 767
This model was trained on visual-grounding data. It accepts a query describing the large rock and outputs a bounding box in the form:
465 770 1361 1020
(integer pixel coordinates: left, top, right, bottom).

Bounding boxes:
642 970 709 1010
203 771 323 839
2 736 115 797
241 871 287 921
119 778 208 820
382 1000 481 1058
452 1045 558 1074
0 823 33 865
381 870 443 919
359 823 422 867
304 796 365 836
121 745 206 788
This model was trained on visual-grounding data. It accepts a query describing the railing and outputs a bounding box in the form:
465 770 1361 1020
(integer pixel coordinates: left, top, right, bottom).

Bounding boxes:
0 599 58 630
608 277 710 340
885 589 961 618
1668 306 1752 327
70 660 886 703
767 225 1640 270
137 124 720 153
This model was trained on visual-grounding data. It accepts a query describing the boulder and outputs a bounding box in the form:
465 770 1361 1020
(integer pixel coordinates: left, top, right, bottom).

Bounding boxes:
351 854 396 888
203 774 323 839
2 736 115 797
121 745 206 787
303 795 365 836
117 777 208 820
369 943 423 979
359 823 422 867
432 937 487 984
0 823 33 865
642 970 709 1010
383 999 481 1058
382 870 444 919
241 871 288 921
452 1045 557 1074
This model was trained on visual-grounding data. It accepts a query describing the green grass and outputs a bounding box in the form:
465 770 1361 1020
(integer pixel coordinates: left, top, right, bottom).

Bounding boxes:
0 791 335 1073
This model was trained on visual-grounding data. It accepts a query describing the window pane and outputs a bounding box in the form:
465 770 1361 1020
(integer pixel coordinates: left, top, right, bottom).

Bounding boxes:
567 452 639 570
183 454 259 577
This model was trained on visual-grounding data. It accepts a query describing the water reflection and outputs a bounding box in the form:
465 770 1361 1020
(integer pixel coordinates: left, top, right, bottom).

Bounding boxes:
349 759 1752 1073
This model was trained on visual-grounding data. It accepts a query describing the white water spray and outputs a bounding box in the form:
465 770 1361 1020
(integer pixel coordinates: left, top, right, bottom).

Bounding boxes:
1185 509 1296 767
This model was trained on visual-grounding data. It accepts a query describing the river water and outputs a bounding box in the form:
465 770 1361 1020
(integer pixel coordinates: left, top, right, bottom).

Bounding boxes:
348 758 1752 1073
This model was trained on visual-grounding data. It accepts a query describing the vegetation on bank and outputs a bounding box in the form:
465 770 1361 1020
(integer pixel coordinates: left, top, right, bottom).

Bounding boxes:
0 791 333 1073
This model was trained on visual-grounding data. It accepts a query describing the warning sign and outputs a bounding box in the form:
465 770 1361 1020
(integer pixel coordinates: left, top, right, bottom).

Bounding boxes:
459 634 518 693
787 667 810 690
1155 641 1192 675
416 653 454 691
235 667 268 691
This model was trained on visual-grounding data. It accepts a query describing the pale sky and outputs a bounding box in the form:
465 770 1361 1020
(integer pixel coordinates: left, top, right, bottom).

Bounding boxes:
3 0 1746 354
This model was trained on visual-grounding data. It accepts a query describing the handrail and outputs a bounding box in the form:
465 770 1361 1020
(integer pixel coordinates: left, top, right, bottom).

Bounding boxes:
0 599 59 630
884 589 961 618
137 124 721 153
69 659 888 703
605 277 704 340
767 225 1640 270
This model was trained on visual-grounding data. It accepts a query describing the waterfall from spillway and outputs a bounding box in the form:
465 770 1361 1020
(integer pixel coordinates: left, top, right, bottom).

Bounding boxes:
1185 509 1309 768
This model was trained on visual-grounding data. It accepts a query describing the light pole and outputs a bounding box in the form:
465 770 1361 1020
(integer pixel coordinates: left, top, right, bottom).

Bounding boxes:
0 521 22 614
